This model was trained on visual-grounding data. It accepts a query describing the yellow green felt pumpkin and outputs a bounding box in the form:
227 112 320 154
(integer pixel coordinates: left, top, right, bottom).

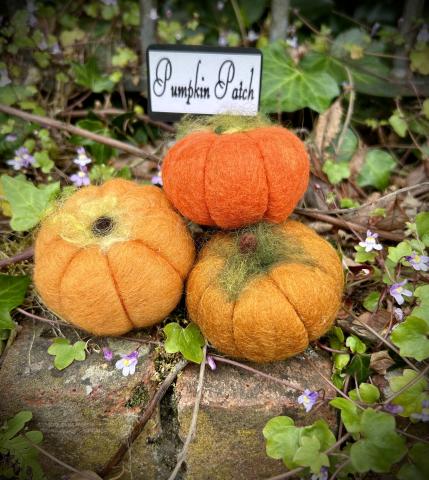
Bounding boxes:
34 179 195 336
186 220 343 362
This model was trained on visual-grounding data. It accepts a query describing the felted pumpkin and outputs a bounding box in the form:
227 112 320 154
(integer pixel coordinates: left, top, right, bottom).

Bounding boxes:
186 220 343 362
162 116 310 229
34 179 195 336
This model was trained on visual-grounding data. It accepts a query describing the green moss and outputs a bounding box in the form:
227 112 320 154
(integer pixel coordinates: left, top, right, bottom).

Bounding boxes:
215 223 316 301
125 383 150 408
176 113 272 138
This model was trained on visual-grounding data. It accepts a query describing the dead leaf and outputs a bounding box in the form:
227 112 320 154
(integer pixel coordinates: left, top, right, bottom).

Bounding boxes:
370 350 395 374
314 99 343 155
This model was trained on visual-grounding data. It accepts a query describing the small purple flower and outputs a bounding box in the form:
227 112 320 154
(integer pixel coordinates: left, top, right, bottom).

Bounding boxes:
5 134 17 142
405 252 429 272
0 68 11 87
101 0 117 6
6 146 35 170
311 466 329 480
70 169 90 187
247 30 259 42
393 307 404 322
384 403 404 415
423 399 429 408
218 32 228 47
411 398 429 422
165 8 173 19
102 347 113 362
151 171 163 186
286 36 298 49
38 38 48 50
298 389 319 412
149 8 158 20
359 230 383 253
26 0 37 27
115 351 139 376
73 147 92 167
206 355 217 371
390 280 413 305
51 43 61 55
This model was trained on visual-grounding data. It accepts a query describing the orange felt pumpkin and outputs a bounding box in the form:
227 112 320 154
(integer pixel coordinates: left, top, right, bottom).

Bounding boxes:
34 179 195 336
162 121 310 229
186 221 343 362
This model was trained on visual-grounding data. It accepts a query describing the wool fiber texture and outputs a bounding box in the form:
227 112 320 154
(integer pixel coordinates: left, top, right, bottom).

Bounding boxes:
162 115 310 229
186 220 344 362
34 179 195 336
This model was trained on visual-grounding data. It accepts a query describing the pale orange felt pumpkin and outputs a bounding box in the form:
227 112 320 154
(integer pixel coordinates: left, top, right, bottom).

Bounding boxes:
34 179 195 336
186 221 343 362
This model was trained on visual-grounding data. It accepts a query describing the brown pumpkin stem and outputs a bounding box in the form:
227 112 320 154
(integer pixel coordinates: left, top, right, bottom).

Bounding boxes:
92 216 115 237
238 233 258 254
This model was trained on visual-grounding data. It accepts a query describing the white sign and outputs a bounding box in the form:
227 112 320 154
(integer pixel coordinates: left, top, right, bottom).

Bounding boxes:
147 45 262 121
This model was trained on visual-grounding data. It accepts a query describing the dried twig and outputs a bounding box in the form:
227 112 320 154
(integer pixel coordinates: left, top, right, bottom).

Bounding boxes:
0 246 34 269
295 209 404 241
0 104 161 162
167 346 207 480
99 359 188 477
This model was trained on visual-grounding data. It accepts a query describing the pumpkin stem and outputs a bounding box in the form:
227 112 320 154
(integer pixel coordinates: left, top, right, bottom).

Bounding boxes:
92 216 115 237
238 233 258 254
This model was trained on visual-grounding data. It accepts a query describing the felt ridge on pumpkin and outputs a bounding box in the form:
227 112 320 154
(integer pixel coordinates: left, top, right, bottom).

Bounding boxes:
176 113 272 138
213 222 318 301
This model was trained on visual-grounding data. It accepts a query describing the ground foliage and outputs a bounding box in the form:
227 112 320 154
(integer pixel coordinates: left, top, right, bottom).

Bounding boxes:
0 0 428 479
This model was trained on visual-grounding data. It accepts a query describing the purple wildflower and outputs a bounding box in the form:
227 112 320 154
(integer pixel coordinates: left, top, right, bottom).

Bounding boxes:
115 351 139 376
102 347 113 362
393 307 404 322
38 38 48 50
384 403 404 415
286 36 298 49
218 33 228 47
70 169 90 187
405 252 429 272
423 399 429 408
359 230 383 253
51 43 62 55
26 0 37 27
298 389 319 412
6 146 35 170
151 171 163 186
247 30 259 42
311 466 329 480
0 68 11 87
206 355 217 371
165 8 173 19
5 134 17 142
73 147 92 167
411 398 429 422
390 280 413 305
149 8 158 20
101 0 117 6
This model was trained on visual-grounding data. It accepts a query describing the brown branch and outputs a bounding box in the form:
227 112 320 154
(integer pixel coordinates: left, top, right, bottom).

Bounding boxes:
0 246 34 269
294 208 404 241
57 108 176 133
0 104 161 162
99 359 188 477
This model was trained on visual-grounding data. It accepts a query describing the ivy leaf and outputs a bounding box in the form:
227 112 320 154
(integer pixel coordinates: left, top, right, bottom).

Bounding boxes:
329 398 361 433
163 323 205 363
1 176 60 231
398 443 429 480
47 338 86 370
354 245 377 264
391 316 429 362
72 58 114 93
387 241 413 265
293 436 329 473
263 416 300 468
363 291 380 312
334 352 350 370
410 44 429 75
301 420 335 451
261 41 339 113
389 112 408 137
34 151 54 174
350 409 406 473
416 212 429 247
357 149 396 190
349 383 380 404
0 410 32 442
345 353 370 382
346 335 367 354
111 47 138 67
388 369 428 417
0 274 30 313
322 160 350 185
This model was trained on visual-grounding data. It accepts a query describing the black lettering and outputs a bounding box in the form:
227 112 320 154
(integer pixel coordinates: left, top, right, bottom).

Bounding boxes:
215 60 235 99
153 57 172 97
